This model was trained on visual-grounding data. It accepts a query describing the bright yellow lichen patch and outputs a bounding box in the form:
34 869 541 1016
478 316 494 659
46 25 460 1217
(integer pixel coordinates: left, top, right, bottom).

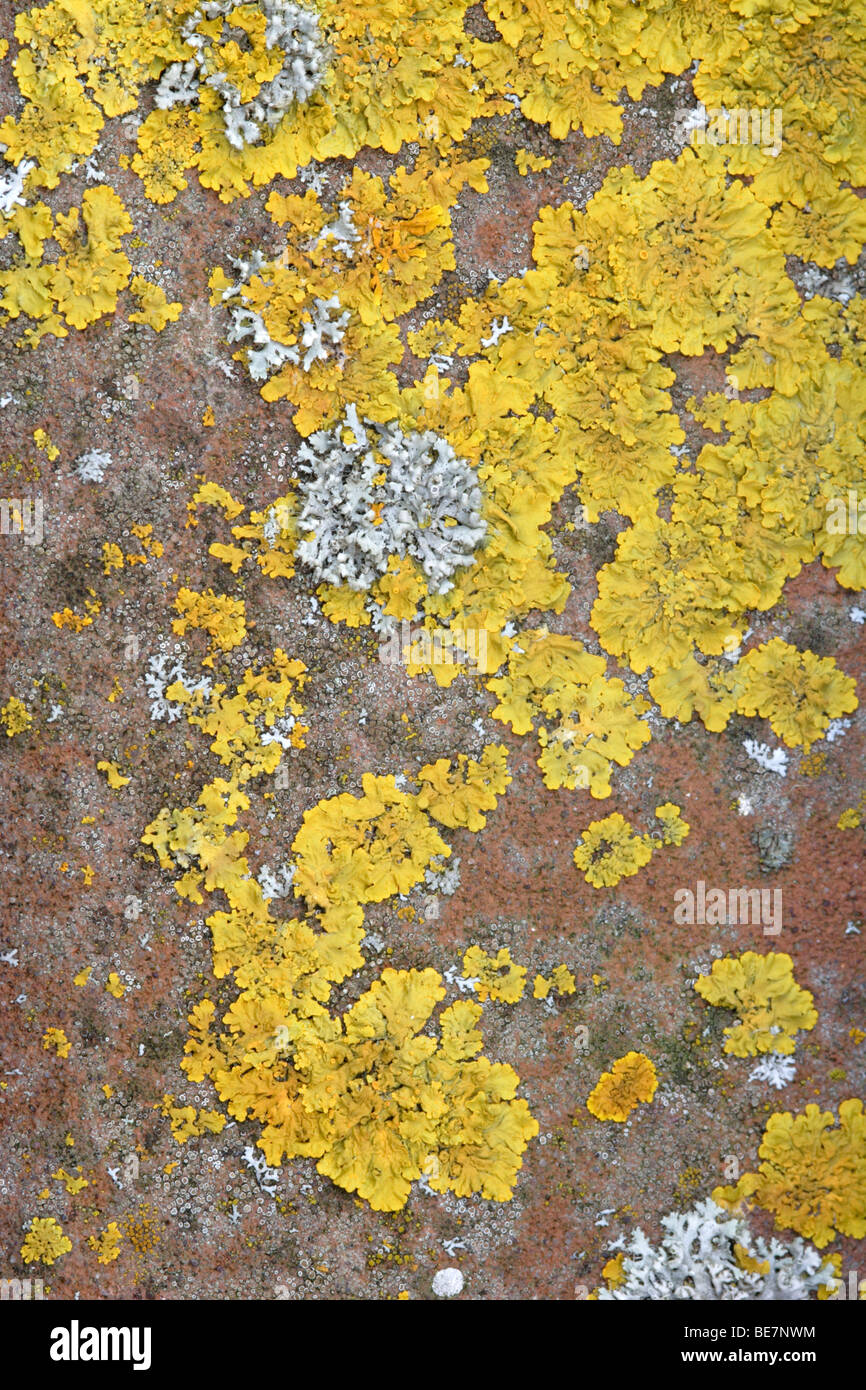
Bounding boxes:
208 158 487 433
52 596 101 631
88 1222 124 1264
533 964 576 999
158 1095 226 1144
172 587 247 667
587 1052 658 1123
732 639 858 749
713 1099 866 1248
573 802 690 887
572 813 653 889
97 759 131 789
694 952 818 1057
21 1216 71 1265
654 802 690 846
0 186 139 347
488 629 651 797
415 744 510 831
1 696 32 736
128 275 182 330
462 946 527 1004
837 790 866 829
42 1027 71 1058
51 1166 88 1195
292 774 448 909
292 970 538 1209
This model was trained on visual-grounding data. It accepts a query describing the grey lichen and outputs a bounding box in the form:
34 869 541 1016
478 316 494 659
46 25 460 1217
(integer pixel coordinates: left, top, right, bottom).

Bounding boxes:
216 252 350 383
597 1198 835 1300
155 0 329 151
294 404 487 595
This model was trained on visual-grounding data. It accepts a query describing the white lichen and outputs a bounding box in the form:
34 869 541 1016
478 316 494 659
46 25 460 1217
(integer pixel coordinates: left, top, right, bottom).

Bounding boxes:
314 201 360 259
259 713 297 749
155 0 328 150
446 965 479 995
219 252 349 382
598 1199 835 1300
425 854 461 896
432 1267 465 1297
743 739 788 776
257 862 295 900
144 654 212 722
749 1053 796 1090
480 316 512 347
824 718 852 743
74 449 112 483
0 157 35 215
294 405 487 594
241 1145 281 1196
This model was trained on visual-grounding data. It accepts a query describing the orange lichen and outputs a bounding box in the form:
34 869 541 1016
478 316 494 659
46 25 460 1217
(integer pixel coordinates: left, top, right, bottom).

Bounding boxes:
587 1052 658 1123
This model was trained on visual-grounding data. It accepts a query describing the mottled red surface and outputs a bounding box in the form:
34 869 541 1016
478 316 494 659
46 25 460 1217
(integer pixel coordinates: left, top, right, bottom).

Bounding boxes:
0 65 864 1302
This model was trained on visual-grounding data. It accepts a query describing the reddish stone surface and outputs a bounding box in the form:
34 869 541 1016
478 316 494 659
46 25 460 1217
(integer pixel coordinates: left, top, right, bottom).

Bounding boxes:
0 72 864 1303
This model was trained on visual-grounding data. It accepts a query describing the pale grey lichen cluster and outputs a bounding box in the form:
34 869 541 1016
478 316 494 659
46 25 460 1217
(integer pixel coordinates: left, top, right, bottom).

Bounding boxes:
597 1199 835 1300
144 653 213 723
257 862 295 900
155 0 328 150
749 1053 796 1089
0 156 34 215
425 854 461 896
294 404 487 594
215 251 349 383
74 449 112 483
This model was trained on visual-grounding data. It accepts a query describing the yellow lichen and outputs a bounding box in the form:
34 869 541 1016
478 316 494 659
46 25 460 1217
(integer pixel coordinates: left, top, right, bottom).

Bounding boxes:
128 274 182 331
105 972 125 999
533 964 576 999
732 639 858 749
21 1216 71 1265
51 1166 88 1195
415 744 510 831
713 1099 866 1248
42 1027 71 1058
172 587 247 666
1 696 32 736
292 774 449 910
97 759 131 789
88 1221 123 1264
462 946 526 1004
488 629 651 797
587 1052 658 1123
159 1094 227 1144
653 802 690 846
694 951 818 1057
572 813 653 889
